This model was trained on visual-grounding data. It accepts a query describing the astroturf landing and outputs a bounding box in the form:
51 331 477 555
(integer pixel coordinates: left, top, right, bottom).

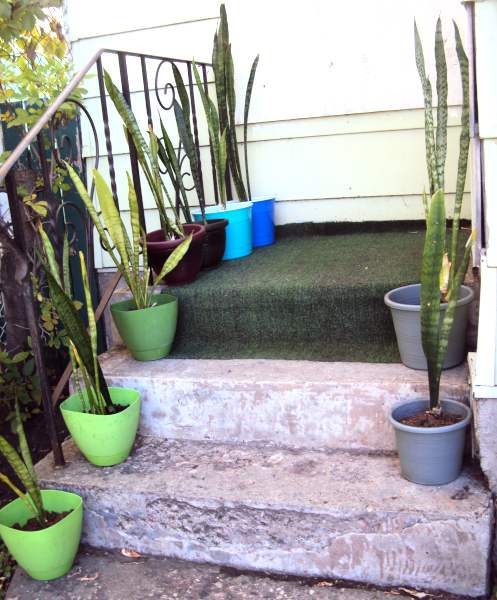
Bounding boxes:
160 225 469 363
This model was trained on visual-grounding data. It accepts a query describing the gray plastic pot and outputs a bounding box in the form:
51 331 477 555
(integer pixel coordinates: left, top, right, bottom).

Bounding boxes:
388 398 472 485
384 284 474 370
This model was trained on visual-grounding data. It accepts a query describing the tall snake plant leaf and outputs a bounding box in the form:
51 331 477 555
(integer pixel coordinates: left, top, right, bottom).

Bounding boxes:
79 251 105 415
434 17 448 192
437 228 475 381
15 399 44 523
420 189 446 409
225 44 246 202
450 21 470 292
38 226 62 286
0 431 45 526
64 163 130 286
104 70 183 236
148 234 193 300
156 124 192 223
415 20 438 196
213 12 228 137
244 54 259 201
93 169 138 307
63 233 87 410
36 248 112 408
172 102 206 221
127 172 143 306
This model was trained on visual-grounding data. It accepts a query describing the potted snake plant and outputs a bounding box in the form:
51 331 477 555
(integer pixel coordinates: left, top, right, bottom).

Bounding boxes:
65 164 192 360
104 70 205 284
37 232 141 466
171 63 229 270
384 19 474 370
388 190 475 485
0 400 82 579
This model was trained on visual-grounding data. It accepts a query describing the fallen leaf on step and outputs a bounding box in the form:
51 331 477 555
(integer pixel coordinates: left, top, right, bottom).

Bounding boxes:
123 561 145 565
121 549 141 558
383 592 400 595
67 567 82 578
398 589 432 598
80 573 99 581
317 582 334 587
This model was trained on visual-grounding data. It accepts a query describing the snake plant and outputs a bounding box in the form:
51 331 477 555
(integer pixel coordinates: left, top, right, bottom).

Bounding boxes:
211 4 259 202
193 59 228 209
171 63 206 223
65 163 192 311
421 190 475 410
0 400 46 528
103 71 187 239
415 19 470 297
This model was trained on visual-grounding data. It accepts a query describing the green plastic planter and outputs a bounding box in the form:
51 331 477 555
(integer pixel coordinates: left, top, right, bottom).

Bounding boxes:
0 490 82 580
110 294 178 361
60 387 140 466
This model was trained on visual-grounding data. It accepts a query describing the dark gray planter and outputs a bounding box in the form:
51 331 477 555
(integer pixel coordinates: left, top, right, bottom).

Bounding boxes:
384 284 474 370
387 399 472 485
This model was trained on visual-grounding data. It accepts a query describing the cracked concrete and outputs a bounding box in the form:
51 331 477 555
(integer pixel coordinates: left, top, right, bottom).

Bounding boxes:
80 347 470 452
36 436 492 596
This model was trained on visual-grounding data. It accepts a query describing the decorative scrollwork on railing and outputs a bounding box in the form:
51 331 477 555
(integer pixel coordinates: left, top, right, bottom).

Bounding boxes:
155 60 176 111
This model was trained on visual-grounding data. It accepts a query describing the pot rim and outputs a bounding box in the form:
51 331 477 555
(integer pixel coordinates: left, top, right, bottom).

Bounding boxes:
0 490 83 533
384 283 474 312
387 398 472 434
110 293 177 313
60 388 140 418
192 202 252 215
246 195 276 202
202 218 229 232
141 224 205 250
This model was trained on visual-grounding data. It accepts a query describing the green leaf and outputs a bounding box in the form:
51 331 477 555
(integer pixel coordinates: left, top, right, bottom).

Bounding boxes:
149 234 193 298
35 248 112 408
15 399 44 523
449 21 471 293
434 17 448 193
244 55 259 201
22 358 35 376
12 352 29 363
414 20 438 196
420 189 446 409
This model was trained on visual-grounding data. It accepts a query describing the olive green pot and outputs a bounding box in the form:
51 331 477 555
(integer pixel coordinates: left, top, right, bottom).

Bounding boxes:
0 490 82 580
60 387 140 466
110 294 178 361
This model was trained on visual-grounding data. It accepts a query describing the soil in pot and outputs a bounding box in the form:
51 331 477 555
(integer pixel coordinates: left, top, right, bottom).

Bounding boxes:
201 218 229 271
142 224 205 286
12 510 74 532
401 411 463 428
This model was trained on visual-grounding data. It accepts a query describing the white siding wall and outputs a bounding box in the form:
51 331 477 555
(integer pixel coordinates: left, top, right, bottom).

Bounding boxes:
64 0 471 268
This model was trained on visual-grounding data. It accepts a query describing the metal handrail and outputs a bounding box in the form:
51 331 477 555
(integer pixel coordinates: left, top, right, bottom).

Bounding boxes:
0 49 105 185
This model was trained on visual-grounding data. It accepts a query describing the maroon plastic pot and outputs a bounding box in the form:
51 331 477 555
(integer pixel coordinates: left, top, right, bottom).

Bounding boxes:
201 218 229 271
142 224 205 286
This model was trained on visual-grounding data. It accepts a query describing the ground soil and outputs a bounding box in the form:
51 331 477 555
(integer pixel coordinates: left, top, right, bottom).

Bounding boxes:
401 410 463 428
11 509 73 532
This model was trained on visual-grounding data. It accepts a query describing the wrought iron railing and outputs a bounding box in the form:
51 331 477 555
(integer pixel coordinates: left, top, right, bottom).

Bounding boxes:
0 48 217 466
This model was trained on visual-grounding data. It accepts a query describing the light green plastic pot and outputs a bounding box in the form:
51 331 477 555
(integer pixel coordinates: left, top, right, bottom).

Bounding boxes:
110 294 178 361
0 490 82 580
60 387 140 466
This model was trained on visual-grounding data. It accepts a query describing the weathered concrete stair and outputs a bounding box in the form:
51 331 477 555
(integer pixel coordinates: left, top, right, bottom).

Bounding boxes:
93 346 470 453
37 435 492 597
57 347 493 597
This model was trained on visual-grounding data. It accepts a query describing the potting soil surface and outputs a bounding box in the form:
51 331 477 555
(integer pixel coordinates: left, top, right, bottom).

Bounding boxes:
160 223 471 363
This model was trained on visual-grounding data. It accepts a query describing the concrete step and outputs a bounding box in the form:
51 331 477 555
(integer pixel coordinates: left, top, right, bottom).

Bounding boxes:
36 436 493 597
7 546 416 600
89 346 470 452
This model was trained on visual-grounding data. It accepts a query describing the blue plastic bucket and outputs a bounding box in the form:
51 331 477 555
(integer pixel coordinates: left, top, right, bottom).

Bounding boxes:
193 201 253 260
250 196 276 247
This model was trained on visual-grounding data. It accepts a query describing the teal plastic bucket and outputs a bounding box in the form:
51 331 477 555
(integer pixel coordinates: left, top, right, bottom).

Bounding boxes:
250 196 276 247
193 201 252 260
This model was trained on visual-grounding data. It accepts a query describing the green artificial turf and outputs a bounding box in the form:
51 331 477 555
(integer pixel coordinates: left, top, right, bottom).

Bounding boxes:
161 223 470 362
